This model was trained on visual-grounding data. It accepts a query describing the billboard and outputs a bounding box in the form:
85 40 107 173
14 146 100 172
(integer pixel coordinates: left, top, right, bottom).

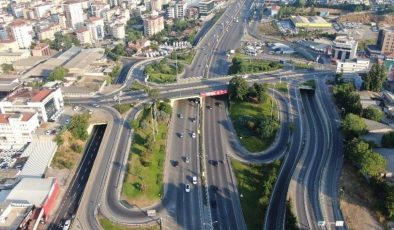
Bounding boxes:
200 90 228 97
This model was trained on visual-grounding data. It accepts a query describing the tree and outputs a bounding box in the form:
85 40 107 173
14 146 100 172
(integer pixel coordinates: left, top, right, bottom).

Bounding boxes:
342 113 368 139
345 138 371 163
382 131 394 148
1 63 13 73
334 72 344 85
362 106 384 121
259 117 279 139
363 64 387 92
50 32 80 51
67 113 90 140
333 83 363 116
125 28 142 43
48 66 69 81
228 57 245 74
145 87 160 141
360 150 387 177
228 76 248 101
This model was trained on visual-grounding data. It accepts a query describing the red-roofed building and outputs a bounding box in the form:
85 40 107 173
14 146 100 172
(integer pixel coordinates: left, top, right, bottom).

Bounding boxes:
0 87 64 122
32 43 52 57
0 112 39 150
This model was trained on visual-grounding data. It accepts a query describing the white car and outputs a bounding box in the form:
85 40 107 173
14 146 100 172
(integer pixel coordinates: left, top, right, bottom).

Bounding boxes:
65 119 70 124
192 176 197 185
45 130 51 135
185 184 190 192
63 220 71 230
192 132 196 138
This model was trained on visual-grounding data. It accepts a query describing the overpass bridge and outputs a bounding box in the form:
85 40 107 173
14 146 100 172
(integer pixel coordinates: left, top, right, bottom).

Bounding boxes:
168 89 228 106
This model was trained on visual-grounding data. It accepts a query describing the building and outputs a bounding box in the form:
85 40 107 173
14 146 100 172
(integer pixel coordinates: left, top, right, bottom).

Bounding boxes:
63 48 105 75
336 58 370 73
331 36 358 61
290 16 332 29
151 0 162 11
76 28 93 45
34 3 53 18
0 76 21 100
0 40 19 53
110 23 125 40
175 1 188 18
377 27 394 55
0 49 31 64
199 0 214 17
0 87 64 122
63 0 84 29
32 43 52 57
6 177 59 215
143 14 164 37
37 24 62 41
8 20 33 49
0 112 39 150
186 6 199 19
128 38 151 53
87 17 105 42
19 140 58 178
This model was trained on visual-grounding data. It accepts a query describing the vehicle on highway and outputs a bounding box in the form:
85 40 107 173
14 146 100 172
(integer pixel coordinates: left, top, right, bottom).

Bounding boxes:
192 176 197 184
185 184 191 192
92 103 100 108
178 133 184 138
210 200 217 208
207 105 213 110
212 160 218 167
178 113 183 119
173 160 179 167
191 117 196 123
185 156 190 163
192 132 196 138
62 220 71 230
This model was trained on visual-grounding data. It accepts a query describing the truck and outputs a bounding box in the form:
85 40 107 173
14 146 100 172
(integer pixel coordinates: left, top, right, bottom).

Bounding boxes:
229 49 235 54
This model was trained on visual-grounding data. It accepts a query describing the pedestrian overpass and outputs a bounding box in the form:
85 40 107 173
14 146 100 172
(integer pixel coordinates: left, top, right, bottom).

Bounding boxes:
169 90 228 107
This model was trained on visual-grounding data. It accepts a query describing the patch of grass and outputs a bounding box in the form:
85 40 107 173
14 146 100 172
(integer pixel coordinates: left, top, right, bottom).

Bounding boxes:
169 50 196 65
122 105 170 206
231 159 282 230
302 80 316 89
229 96 278 152
148 72 177 83
113 103 133 115
274 82 288 93
258 21 281 36
229 58 282 75
144 59 183 84
51 131 86 169
99 217 159 230
128 81 148 91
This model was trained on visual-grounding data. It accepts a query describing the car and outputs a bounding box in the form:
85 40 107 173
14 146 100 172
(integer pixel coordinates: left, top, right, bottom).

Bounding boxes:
73 106 79 111
88 109 93 115
92 103 100 108
207 106 213 110
191 117 196 123
179 133 184 138
178 113 183 119
65 119 70 124
185 184 191 192
185 156 190 163
173 160 179 167
210 200 217 208
212 160 218 167
192 176 197 184
45 130 51 135
191 132 196 138
63 220 71 230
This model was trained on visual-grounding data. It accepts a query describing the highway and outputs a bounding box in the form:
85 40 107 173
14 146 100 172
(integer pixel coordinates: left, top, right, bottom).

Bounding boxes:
203 96 246 230
50 125 106 229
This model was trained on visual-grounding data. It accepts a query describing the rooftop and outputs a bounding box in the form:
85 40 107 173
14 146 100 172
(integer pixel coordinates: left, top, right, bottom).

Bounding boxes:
0 205 31 230
19 140 57 178
6 177 56 206
4 88 54 104
63 48 105 71
33 43 49 50
0 113 35 124
8 19 27 27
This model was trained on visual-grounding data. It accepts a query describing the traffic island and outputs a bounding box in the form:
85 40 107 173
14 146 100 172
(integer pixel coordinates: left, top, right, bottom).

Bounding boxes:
98 216 160 230
121 101 172 207
231 159 282 229
144 58 184 84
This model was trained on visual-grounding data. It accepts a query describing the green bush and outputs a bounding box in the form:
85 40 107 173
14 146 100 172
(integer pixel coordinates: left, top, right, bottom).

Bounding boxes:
382 131 394 148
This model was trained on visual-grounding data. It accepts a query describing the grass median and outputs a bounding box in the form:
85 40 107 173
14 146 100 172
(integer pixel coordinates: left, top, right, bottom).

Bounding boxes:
231 159 282 229
144 58 183 84
229 94 279 152
99 216 160 230
121 102 172 206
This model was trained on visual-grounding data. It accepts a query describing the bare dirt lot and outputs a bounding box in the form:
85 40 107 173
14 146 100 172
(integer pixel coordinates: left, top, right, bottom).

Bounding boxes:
338 12 394 28
340 163 384 230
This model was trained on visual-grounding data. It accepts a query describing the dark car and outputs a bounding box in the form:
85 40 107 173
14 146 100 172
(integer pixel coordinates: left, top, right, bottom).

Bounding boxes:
212 160 218 167
173 160 179 167
207 105 213 110
211 200 217 208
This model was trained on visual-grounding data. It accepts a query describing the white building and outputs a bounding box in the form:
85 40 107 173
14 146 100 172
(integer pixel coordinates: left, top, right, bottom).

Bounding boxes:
0 112 39 150
63 0 84 29
0 88 64 122
331 36 358 61
9 20 33 49
76 28 93 45
87 17 105 42
143 14 164 37
34 3 53 18
111 23 125 40
336 58 370 73
175 1 188 18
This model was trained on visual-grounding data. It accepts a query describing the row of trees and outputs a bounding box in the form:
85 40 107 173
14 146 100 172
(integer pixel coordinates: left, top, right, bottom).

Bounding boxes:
228 57 281 75
333 81 384 122
48 66 69 82
47 32 80 51
144 58 184 76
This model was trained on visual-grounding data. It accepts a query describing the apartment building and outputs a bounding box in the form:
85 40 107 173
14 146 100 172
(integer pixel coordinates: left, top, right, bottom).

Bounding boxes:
63 0 84 29
37 24 62 41
143 14 164 36
175 1 188 18
110 23 125 40
377 27 394 55
76 28 93 45
87 17 105 42
151 0 163 11
0 112 39 150
0 87 64 122
331 36 358 61
9 19 32 49
336 58 370 73
199 0 214 16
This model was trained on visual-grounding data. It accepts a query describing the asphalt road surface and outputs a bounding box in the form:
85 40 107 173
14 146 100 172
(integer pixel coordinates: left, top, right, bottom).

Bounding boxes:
50 125 106 229
204 96 247 230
